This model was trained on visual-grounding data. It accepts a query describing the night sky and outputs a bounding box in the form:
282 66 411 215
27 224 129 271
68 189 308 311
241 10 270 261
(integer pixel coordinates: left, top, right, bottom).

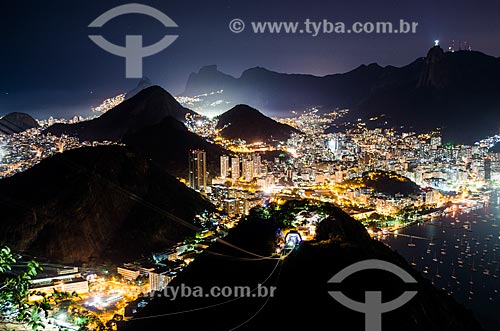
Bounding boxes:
1 0 499 118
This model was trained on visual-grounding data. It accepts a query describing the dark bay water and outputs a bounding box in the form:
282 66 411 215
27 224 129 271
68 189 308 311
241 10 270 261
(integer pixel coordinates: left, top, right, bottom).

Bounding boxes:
382 192 500 331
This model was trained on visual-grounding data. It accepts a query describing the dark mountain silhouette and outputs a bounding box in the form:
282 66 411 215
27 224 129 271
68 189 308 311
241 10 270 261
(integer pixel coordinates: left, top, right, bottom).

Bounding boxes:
46 84 228 179
0 112 39 135
123 117 227 178
0 146 213 264
352 46 500 143
182 47 500 143
216 104 300 143
45 86 192 141
124 200 482 331
182 64 381 113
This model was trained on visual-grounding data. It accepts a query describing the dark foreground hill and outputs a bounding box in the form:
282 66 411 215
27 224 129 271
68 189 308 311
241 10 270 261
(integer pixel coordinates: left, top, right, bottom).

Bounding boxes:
0 112 39 135
45 86 192 142
123 200 482 331
0 146 213 264
216 104 300 143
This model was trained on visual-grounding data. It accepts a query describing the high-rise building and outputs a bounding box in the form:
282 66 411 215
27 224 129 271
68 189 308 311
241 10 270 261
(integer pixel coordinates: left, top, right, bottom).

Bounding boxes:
220 155 229 179
149 267 172 292
328 138 339 152
430 136 442 149
223 198 239 217
253 154 262 176
231 157 240 181
242 157 254 182
485 158 492 181
189 150 206 191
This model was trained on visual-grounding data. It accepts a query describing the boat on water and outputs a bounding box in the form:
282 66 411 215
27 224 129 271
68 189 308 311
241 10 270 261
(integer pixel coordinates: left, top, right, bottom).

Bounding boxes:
381 199 500 312
451 268 457 279
408 235 416 247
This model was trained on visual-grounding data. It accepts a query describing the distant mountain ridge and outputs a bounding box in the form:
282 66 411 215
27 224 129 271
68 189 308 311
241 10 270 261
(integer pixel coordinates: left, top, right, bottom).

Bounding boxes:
216 104 300 143
0 112 39 135
181 47 500 143
45 86 192 141
125 77 153 100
